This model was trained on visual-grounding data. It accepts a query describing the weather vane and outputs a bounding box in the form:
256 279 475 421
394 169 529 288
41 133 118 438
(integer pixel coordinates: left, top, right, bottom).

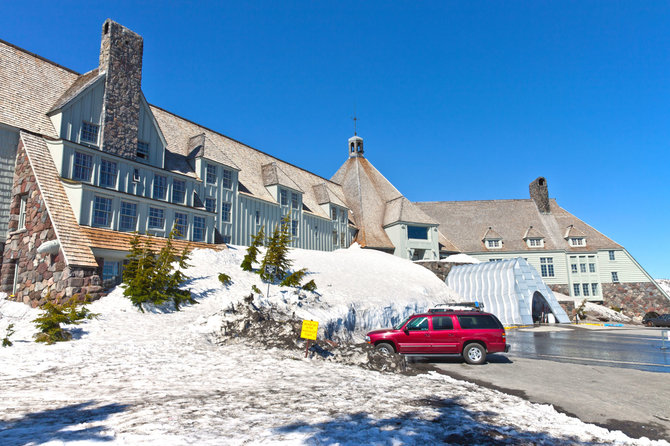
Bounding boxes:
351 104 358 136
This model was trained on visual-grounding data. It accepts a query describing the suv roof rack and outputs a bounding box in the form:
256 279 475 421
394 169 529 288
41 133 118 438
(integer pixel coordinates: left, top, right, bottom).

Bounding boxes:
428 302 485 313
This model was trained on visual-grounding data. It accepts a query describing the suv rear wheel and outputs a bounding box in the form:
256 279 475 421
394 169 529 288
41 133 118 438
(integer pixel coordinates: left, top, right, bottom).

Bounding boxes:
375 342 395 354
463 343 486 365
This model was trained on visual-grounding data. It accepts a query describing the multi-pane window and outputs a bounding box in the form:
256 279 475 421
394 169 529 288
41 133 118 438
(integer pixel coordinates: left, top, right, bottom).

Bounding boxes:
408 226 429 240
489 258 503 262
119 201 137 232
570 237 585 247
528 238 542 247
148 207 165 229
611 272 619 283
340 231 346 247
255 210 261 225
193 216 205 242
539 257 554 277
221 202 232 222
93 196 112 227
206 164 217 185
174 212 188 238
486 239 500 248
133 168 141 182
280 189 288 206
582 284 590 296
153 175 167 200
100 159 117 188
573 284 581 296
205 197 216 213
172 179 186 204
591 283 599 295
589 263 596 273
291 192 299 209
341 209 347 223
80 122 99 145
222 168 232 189
609 250 615 261
291 220 298 237
580 263 587 273
102 261 120 283
18 195 27 230
571 264 578 273
333 230 338 245
331 207 337 220
137 141 149 160
73 152 93 182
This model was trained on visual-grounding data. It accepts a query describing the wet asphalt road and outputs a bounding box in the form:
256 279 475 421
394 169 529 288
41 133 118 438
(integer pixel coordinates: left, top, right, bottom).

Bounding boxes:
507 325 670 373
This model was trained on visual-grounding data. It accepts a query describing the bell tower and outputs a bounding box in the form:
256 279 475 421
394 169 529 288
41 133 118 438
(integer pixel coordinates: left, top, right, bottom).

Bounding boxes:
348 135 364 158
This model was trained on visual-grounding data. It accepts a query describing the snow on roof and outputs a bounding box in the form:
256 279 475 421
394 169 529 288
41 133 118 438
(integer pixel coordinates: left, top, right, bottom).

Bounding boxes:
442 253 481 264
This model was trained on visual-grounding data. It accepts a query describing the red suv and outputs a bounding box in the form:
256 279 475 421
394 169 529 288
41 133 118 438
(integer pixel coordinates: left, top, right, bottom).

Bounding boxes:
365 310 510 364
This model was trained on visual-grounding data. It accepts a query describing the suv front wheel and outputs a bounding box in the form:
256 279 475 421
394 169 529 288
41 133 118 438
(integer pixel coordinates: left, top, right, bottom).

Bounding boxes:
375 342 395 354
463 343 486 365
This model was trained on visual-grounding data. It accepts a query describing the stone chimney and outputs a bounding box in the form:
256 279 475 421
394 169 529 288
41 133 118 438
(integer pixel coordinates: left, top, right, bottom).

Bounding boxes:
99 19 143 159
529 177 550 214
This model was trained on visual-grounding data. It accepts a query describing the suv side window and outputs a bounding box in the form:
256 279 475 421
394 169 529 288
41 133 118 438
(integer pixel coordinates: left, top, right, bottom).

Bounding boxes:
406 317 429 331
431 316 454 330
457 315 502 329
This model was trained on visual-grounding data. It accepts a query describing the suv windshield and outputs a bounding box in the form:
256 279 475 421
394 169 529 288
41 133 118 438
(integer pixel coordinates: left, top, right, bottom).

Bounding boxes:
393 316 412 330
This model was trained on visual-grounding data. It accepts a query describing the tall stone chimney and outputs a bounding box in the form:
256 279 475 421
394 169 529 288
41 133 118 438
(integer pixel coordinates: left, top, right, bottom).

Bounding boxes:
529 177 551 214
99 19 143 159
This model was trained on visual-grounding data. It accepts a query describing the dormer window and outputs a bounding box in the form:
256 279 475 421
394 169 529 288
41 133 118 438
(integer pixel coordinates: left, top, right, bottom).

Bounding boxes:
486 239 501 249
527 238 544 248
137 141 149 160
483 226 502 249
80 122 99 146
569 237 586 247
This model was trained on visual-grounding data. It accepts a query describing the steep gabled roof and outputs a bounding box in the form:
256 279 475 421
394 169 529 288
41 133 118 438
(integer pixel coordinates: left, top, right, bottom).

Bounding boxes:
415 199 622 253
261 162 303 191
523 225 545 240
383 196 437 227
482 227 503 240
564 224 587 239
0 39 79 137
48 68 103 114
20 131 98 267
312 182 348 208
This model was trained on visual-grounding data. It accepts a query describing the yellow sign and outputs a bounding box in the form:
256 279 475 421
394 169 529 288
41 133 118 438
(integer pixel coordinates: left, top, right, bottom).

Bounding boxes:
300 320 319 340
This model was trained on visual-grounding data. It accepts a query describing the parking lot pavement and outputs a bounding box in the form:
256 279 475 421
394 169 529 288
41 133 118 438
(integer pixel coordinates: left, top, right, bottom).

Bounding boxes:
427 352 670 442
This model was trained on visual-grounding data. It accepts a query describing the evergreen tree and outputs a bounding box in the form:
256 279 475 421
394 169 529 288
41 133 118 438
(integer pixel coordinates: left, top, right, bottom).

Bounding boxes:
33 297 98 344
122 232 143 284
240 226 265 272
259 215 293 282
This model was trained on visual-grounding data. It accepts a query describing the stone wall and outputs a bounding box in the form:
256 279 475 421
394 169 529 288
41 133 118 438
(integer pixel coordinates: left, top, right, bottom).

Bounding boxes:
0 141 103 307
415 261 465 282
602 282 670 317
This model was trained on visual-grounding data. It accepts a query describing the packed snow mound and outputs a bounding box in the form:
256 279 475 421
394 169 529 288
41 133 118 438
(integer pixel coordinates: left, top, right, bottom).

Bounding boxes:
656 278 670 296
584 302 632 323
441 253 481 264
185 245 461 341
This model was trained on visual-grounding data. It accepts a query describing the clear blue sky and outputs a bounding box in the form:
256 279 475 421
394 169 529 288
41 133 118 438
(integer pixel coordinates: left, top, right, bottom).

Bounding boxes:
2 2 668 277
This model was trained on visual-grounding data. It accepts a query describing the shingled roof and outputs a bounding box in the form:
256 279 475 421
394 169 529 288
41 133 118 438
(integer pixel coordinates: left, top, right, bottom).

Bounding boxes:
415 199 622 253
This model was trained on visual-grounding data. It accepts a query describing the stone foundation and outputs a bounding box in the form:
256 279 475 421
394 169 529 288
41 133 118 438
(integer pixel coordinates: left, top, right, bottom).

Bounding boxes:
415 261 466 282
0 141 103 307
602 282 670 317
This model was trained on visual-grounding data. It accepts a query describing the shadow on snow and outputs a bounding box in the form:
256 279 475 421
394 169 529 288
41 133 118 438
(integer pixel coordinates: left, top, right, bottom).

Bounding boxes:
0 401 129 446
274 396 600 445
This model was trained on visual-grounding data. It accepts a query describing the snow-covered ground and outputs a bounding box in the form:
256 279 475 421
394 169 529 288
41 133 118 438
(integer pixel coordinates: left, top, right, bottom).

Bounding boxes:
657 278 670 297
1 246 667 445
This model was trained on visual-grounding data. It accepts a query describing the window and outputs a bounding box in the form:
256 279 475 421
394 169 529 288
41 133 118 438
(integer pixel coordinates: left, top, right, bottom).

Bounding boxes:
206 164 217 185
172 179 186 204
408 226 429 240
333 230 338 246
73 152 93 182
431 316 454 330
609 250 615 261
133 168 140 182
153 175 167 200
291 192 299 209
540 257 555 277
340 231 346 247
457 315 502 329
489 258 502 262
280 189 288 206
102 261 120 283
406 317 429 331
18 195 27 230
174 212 188 238
611 272 619 283
591 283 599 296
148 207 165 229
341 209 347 223
93 196 112 227
291 220 298 237
528 238 543 247
331 207 337 220
119 201 137 232
573 284 581 297
137 141 149 160
205 197 216 213
80 121 99 145
221 202 231 222
589 263 596 273
100 159 117 188
571 264 578 273
582 283 590 296
193 216 205 242
222 168 232 189
569 237 585 247
486 239 501 248
12 262 19 295
255 210 261 225
580 263 587 273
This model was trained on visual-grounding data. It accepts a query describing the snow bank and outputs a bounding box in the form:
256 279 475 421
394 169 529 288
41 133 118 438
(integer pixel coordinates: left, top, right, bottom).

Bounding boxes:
441 253 481 264
584 302 632 323
656 278 670 296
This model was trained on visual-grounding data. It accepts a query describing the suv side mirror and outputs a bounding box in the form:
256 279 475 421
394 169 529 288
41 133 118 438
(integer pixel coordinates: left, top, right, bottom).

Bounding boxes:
403 328 409 335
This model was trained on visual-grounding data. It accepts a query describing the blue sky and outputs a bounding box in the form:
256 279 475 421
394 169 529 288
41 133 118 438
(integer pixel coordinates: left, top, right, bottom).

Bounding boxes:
2 2 668 277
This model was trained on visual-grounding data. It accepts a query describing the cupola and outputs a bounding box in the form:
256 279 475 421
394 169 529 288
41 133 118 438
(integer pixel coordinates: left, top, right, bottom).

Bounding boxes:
348 135 364 158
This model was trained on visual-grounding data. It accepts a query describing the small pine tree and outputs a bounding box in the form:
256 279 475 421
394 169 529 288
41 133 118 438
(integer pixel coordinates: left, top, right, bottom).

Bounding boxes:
251 284 262 295
302 279 317 292
33 297 98 344
259 215 293 282
280 268 307 287
218 273 232 286
241 226 265 272
2 323 15 347
122 232 143 284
